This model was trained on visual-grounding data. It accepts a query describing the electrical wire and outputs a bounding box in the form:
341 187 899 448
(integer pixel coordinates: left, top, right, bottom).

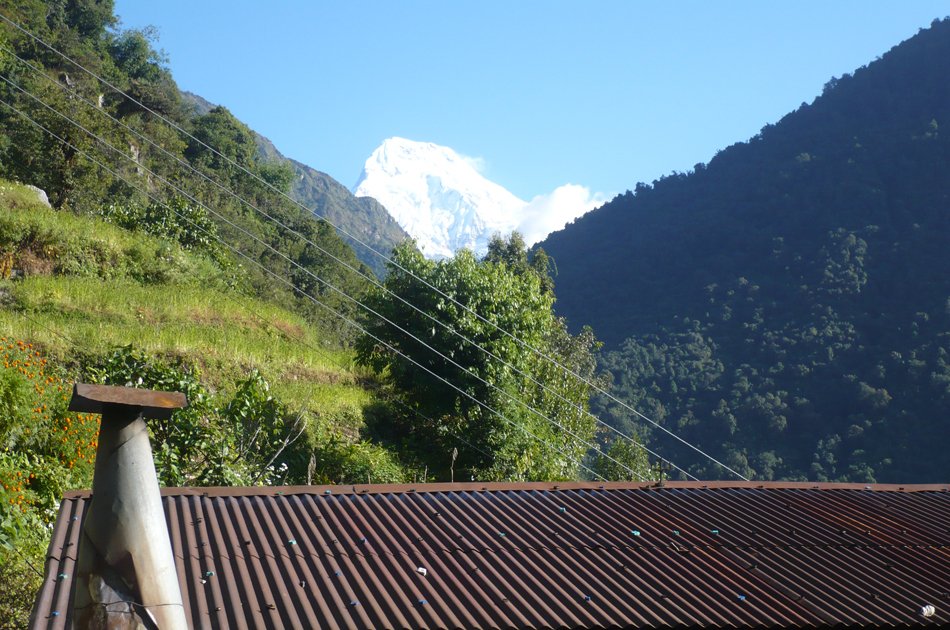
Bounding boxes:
0 93 612 482
0 11 743 480
0 73 639 482
0 42 690 480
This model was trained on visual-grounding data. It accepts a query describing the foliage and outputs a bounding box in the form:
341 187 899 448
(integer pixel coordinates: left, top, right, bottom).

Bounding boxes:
543 20 950 482
220 370 309 485
86 347 310 487
96 196 221 255
86 345 212 485
0 337 99 625
0 181 232 287
590 435 661 482
308 417 411 485
0 3 373 343
356 236 602 481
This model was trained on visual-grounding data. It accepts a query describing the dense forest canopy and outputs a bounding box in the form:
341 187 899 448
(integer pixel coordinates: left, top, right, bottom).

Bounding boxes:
539 18 950 483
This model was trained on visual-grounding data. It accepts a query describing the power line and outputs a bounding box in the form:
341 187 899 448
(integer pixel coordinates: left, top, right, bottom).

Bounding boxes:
0 93 613 482
0 73 639 482
205 274 499 474
5 214 495 482
0 42 688 480
0 11 742 479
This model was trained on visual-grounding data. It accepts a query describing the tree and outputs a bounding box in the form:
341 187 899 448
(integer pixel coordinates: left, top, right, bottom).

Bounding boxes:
356 236 599 481
591 436 659 482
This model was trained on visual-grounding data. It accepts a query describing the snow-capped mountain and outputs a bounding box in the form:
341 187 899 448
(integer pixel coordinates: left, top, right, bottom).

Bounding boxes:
352 137 606 259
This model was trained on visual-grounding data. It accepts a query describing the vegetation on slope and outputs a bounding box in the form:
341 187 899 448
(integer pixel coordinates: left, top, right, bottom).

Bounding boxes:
539 18 950 482
0 179 411 624
0 1 373 340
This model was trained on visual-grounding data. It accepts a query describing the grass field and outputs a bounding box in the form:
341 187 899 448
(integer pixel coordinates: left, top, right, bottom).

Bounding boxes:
0 179 375 413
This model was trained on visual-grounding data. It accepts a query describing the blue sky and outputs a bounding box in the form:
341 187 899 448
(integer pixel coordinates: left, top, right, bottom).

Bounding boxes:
113 1 948 202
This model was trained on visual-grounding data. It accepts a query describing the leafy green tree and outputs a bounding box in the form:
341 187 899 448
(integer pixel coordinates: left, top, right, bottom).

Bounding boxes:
591 436 660 481
185 106 258 183
356 237 599 481
219 370 309 485
485 231 554 294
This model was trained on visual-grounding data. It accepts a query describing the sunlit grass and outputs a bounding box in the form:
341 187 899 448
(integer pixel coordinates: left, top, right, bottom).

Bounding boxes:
0 178 382 435
0 275 371 404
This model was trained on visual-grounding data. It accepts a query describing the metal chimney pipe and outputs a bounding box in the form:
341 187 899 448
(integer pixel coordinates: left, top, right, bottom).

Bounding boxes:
69 384 189 629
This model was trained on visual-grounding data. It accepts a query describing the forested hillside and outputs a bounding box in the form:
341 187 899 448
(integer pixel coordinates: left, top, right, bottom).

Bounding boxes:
539 18 950 482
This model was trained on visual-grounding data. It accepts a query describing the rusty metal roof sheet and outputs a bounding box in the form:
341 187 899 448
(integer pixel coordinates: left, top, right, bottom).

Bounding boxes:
31 481 950 628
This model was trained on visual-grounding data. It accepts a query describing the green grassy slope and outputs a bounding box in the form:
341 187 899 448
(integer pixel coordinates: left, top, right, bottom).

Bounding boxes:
0 179 366 409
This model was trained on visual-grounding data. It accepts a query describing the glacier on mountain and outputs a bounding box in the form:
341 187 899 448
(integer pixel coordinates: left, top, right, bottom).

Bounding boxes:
352 137 606 259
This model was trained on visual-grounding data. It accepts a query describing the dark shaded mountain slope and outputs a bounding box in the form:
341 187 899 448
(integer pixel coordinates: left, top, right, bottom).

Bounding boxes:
538 18 950 483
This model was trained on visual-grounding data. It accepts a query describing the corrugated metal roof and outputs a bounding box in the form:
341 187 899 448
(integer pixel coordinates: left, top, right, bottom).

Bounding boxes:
31 481 950 628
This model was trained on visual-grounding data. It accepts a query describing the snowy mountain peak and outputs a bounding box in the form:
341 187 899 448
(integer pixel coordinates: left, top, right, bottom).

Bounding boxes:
353 137 607 259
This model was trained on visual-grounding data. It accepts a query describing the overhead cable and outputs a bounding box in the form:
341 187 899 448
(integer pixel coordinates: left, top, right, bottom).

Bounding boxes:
0 42 688 480
0 93 614 482
0 11 743 480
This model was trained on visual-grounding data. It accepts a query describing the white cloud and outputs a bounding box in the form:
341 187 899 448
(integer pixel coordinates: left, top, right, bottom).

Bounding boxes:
516 184 609 246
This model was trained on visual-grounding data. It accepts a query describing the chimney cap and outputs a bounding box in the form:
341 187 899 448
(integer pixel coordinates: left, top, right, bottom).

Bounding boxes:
69 383 187 419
